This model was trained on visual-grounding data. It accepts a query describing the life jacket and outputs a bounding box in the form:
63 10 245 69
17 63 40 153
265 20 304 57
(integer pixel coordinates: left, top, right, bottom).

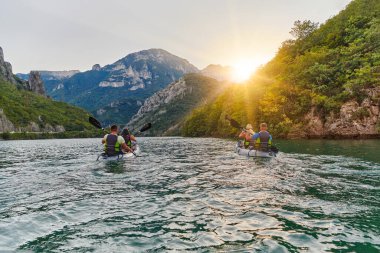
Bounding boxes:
104 134 121 156
122 134 132 148
243 133 255 149
254 131 272 151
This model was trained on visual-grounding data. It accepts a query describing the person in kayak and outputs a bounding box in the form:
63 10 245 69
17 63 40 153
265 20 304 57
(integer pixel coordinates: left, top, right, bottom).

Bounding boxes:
252 123 272 151
121 128 137 152
239 124 255 149
102 125 133 156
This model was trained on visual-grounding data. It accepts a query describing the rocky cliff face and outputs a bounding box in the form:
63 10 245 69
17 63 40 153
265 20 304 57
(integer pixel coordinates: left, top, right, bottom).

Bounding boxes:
0 107 66 133
288 87 380 139
0 108 15 132
17 70 81 81
126 74 224 136
92 64 101 71
0 47 17 84
128 78 188 121
27 71 46 96
0 46 48 96
16 70 80 94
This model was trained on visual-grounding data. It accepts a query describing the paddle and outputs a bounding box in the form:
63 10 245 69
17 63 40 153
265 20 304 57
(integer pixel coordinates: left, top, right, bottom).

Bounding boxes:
138 122 152 133
225 115 243 130
88 116 151 157
225 115 279 154
89 116 103 130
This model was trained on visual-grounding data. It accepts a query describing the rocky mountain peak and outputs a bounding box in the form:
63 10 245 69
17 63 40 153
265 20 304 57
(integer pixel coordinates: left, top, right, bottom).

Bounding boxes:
0 46 17 84
113 48 199 74
28 71 46 96
92 64 101 71
0 46 4 63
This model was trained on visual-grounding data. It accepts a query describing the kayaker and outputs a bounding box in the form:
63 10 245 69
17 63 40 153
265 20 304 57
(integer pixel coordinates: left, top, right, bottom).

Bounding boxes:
102 125 133 156
121 128 137 152
252 123 272 151
239 124 255 149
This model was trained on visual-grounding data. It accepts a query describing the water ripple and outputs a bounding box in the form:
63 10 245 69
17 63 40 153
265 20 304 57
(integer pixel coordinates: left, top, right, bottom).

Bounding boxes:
0 137 379 252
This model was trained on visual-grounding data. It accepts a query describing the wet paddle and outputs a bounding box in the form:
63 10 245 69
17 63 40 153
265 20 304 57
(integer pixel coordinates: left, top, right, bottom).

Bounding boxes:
225 115 244 130
89 116 103 130
138 122 152 133
225 115 279 154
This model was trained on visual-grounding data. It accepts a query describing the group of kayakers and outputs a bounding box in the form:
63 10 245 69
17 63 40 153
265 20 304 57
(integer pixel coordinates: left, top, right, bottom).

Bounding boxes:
239 122 272 151
101 122 272 156
102 125 137 156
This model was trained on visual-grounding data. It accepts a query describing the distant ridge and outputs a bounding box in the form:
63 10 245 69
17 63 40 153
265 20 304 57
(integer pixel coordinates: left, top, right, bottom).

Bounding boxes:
18 48 199 125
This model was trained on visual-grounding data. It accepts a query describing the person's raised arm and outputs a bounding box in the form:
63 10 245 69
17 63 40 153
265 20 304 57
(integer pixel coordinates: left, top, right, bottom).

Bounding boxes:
101 134 107 144
130 135 137 142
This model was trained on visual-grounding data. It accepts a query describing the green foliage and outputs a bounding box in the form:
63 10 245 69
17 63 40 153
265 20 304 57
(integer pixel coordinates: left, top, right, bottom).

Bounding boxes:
290 20 319 40
0 130 103 140
182 0 380 138
0 79 94 132
1 132 11 140
351 108 370 120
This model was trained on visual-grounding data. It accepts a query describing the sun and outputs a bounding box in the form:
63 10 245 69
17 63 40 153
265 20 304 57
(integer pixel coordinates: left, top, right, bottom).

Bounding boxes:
232 60 261 83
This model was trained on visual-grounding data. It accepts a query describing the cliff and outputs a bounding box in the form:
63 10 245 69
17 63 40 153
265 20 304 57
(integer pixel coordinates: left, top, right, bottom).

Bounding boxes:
127 74 225 136
0 47 17 84
291 87 380 138
27 71 46 96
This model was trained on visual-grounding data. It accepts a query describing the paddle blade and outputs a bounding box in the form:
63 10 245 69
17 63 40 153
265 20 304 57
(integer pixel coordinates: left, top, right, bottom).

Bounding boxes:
270 146 279 154
225 115 242 129
89 116 103 129
229 119 242 129
139 123 152 133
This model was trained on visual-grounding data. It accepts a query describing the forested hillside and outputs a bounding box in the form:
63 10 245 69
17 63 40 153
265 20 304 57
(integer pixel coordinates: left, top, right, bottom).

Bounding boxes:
182 0 380 138
0 47 95 137
0 79 93 133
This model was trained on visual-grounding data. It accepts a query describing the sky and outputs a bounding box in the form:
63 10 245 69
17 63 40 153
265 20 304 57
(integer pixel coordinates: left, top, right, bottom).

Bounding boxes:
1 0 352 73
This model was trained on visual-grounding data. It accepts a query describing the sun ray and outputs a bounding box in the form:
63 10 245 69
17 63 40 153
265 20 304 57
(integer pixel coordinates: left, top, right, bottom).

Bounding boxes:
231 59 262 83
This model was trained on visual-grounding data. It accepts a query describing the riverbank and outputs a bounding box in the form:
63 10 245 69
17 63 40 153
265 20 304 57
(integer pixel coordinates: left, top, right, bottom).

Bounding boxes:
0 130 103 140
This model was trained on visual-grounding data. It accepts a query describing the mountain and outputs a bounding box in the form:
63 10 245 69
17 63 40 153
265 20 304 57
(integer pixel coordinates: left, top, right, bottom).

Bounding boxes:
201 64 234 82
182 0 380 138
21 49 199 125
126 74 225 136
17 70 80 94
0 47 93 134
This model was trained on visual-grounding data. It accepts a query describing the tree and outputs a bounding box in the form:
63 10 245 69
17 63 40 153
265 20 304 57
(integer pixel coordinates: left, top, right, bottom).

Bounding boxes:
290 20 319 40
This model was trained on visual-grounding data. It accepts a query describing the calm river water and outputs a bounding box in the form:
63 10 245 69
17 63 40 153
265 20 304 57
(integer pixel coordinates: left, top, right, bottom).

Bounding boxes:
0 137 379 252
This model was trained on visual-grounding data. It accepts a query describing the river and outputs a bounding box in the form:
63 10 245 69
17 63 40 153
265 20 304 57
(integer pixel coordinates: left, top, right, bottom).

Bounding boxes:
0 137 379 252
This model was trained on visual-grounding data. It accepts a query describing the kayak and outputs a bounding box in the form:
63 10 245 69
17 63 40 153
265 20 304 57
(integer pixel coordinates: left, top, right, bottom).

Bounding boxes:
235 142 276 158
97 145 140 161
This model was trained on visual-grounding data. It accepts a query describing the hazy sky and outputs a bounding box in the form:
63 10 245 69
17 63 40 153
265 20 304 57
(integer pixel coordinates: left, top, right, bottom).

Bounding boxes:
1 0 351 73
